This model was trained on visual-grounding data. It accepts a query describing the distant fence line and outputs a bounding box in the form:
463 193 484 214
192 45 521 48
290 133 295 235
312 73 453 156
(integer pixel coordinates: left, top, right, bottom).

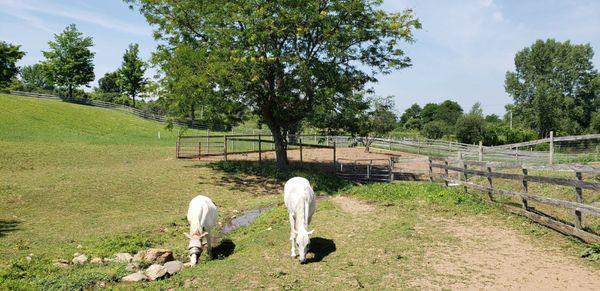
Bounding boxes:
9 90 218 130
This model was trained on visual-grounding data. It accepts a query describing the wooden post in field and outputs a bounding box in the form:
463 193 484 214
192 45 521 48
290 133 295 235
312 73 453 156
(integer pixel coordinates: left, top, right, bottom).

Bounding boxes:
549 131 554 165
333 141 337 172
224 136 228 161
428 158 433 182
258 134 262 163
206 133 209 155
486 166 494 201
443 159 449 187
575 171 583 229
388 158 394 183
521 168 529 210
198 142 201 160
299 138 303 167
176 136 180 158
478 141 483 162
462 159 468 194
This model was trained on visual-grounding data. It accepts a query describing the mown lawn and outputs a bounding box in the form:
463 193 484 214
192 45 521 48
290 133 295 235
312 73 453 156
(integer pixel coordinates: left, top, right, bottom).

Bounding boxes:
0 94 598 289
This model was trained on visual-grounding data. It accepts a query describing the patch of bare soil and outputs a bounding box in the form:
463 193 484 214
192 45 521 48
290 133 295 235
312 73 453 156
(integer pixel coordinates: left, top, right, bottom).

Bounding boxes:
416 216 600 290
331 196 374 214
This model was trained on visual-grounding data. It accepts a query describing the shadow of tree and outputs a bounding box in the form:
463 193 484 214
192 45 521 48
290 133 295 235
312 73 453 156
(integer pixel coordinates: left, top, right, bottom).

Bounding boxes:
0 219 21 237
211 238 236 260
191 160 351 194
307 237 336 263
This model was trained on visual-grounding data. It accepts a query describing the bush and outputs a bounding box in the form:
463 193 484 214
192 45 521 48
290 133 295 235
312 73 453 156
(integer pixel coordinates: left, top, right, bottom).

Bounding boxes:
456 114 486 144
421 121 447 139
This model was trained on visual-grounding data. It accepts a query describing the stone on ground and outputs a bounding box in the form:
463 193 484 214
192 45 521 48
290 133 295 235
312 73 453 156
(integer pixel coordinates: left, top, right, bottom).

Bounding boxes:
90 257 103 264
72 254 88 265
52 259 70 268
145 264 169 281
133 248 174 264
121 271 148 283
164 260 183 275
114 253 133 263
126 262 140 272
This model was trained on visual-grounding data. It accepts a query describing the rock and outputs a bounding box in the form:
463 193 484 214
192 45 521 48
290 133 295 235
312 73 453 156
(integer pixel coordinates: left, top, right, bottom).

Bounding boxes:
74 252 81 257
52 259 70 268
164 260 183 275
25 255 32 262
144 264 169 281
126 262 140 272
134 249 174 264
90 257 103 264
72 254 88 265
77 244 83 249
121 271 148 283
114 253 133 263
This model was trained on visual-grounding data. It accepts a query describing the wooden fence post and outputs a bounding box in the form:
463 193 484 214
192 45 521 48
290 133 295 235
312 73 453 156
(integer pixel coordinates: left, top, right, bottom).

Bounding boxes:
463 161 468 193
198 142 201 160
367 160 372 181
206 134 209 155
299 138 303 167
224 136 228 161
258 134 262 163
549 131 554 165
389 158 394 183
176 137 180 158
333 141 337 171
575 171 583 229
521 168 529 210
444 159 449 187
428 158 434 182
486 166 494 201
478 141 483 162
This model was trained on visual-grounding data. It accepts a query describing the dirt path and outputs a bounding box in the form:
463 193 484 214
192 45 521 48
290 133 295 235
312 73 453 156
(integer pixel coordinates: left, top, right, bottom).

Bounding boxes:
332 196 600 290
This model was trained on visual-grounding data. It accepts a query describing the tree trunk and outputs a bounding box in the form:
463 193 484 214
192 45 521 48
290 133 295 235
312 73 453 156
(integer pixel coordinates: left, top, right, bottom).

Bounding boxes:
190 102 196 127
68 84 73 99
269 125 289 168
132 95 136 107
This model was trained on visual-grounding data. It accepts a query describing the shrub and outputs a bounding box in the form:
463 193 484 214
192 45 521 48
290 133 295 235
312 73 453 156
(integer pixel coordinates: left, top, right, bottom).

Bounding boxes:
421 121 447 139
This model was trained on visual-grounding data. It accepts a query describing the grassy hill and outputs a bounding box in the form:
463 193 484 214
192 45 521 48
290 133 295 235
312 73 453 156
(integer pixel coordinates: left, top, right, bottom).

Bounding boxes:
0 94 202 145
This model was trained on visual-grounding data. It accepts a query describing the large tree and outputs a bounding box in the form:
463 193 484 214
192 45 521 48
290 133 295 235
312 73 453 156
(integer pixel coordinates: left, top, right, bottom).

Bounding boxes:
399 103 422 130
20 63 54 91
0 41 25 88
505 39 599 137
129 0 420 167
118 43 146 107
42 24 95 98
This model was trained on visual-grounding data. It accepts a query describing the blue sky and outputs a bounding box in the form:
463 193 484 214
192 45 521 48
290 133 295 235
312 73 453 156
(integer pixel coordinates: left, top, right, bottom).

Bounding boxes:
1 0 599 115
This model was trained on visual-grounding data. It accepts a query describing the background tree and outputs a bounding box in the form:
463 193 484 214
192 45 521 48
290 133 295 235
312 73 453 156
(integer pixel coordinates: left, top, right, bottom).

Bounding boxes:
0 41 26 88
130 0 421 167
421 103 439 124
20 63 54 92
434 100 463 127
505 39 599 137
42 24 95 98
455 103 486 144
422 121 446 139
93 71 123 103
118 43 146 107
399 103 422 130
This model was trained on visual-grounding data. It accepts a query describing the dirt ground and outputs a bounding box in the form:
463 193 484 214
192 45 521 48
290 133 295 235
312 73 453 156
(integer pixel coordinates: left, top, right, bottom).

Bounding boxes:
331 196 600 290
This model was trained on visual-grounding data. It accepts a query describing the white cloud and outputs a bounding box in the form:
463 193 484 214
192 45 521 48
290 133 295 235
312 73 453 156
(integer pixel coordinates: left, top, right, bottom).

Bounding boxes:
493 11 504 22
0 0 151 36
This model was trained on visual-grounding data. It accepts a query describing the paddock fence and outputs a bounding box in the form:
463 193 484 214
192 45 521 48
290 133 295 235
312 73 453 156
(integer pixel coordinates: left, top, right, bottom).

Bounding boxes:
428 157 600 243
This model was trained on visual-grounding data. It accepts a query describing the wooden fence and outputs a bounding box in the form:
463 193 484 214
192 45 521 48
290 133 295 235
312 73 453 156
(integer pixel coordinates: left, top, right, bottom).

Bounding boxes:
428 157 600 243
336 158 394 182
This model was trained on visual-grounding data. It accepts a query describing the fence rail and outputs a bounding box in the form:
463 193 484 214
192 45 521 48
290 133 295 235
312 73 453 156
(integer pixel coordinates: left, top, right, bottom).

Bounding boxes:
428 158 600 243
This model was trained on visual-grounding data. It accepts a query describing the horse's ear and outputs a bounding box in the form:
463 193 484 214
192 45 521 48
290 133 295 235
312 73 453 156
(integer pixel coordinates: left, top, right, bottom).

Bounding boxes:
184 232 191 239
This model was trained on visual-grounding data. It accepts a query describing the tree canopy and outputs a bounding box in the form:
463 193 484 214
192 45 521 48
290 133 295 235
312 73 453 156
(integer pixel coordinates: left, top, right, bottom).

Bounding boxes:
505 39 600 137
42 24 95 98
0 41 26 88
128 0 421 167
20 63 54 92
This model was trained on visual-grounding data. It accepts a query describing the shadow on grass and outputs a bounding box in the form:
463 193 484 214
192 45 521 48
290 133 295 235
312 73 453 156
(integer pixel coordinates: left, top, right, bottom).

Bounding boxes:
211 238 236 260
307 237 336 263
191 160 352 194
0 219 20 237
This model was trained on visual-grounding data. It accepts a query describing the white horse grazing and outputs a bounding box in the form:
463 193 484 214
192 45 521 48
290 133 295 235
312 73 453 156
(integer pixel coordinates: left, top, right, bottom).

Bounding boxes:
185 195 218 266
284 177 316 264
